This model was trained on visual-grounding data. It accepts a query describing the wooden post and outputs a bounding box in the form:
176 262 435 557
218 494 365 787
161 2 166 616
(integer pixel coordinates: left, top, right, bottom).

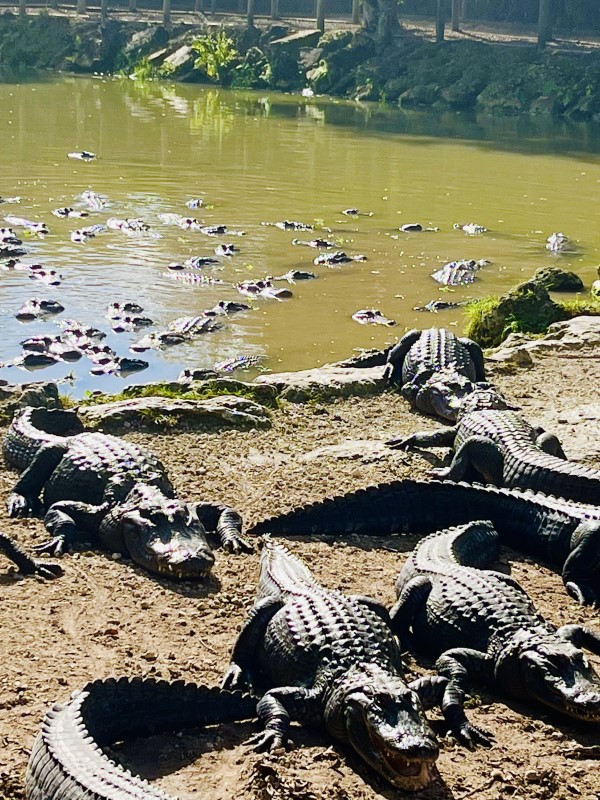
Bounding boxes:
451 0 460 31
351 0 359 24
271 0 279 20
247 0 255 26
194 0 203 11
100 0 108 26
18 0 26 16
436 0 446 42
316 0 325 32
163 0 171 26
49 0 58 8
211 0 217 15
537 0 554 47
76 0 86 12
129 0 137 12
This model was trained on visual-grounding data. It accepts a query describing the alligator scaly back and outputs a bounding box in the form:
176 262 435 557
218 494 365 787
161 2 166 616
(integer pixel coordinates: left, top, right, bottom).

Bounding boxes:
26 678 258 800
257 537 318 600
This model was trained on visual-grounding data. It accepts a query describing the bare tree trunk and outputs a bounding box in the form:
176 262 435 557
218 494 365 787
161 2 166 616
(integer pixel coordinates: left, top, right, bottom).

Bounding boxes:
316 0 325 32
538 0 554 47
436 0 446 42
360 0 401 44
451 0 460 31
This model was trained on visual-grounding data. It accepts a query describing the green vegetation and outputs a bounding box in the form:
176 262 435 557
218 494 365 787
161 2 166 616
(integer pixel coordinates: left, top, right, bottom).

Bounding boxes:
465 283 600 348
192 31 240 85
80 379 280 409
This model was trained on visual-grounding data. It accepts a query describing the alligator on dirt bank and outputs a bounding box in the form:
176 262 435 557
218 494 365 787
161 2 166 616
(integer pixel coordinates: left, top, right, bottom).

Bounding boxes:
222 539 488 791
26 678 259 800
384 328 488 421
4 406 251 579
390 520 600 722
389 387 600 506
0 531 61 579
248 479 600 605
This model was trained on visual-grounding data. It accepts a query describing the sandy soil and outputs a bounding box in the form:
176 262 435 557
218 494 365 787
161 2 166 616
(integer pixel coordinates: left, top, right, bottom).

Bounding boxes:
0 348 600 800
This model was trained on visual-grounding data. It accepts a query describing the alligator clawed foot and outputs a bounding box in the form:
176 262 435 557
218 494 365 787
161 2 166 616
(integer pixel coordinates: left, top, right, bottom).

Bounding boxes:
31 560 63 580
385 436 411 450
224 536 254 555
7 493 40 518
33 536 65 558
221 663 245 691
245 729 289 753
566 581 599 607
455 722 493 750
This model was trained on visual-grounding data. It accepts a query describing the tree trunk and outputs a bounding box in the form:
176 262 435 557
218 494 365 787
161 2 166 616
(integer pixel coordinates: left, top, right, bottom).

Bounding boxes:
538 0 554 47
436 0 446 42
316 0 325 33
100 0 108 26
360 0 401 45
162 0 171 26
247 0 255 27
451 0 460 31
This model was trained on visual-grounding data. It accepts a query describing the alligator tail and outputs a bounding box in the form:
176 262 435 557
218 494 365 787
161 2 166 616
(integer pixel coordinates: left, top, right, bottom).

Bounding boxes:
26 678 258 800
258 537 318 598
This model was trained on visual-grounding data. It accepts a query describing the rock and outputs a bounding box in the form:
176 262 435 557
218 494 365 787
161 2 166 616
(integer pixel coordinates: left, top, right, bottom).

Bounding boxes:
302 439 402 463
266 29 322 88
486 316 600 359
162 45 195 78
529 95 558 116
533 266 584 292
333 349 388 369
466 279 570 348
591 279 600 299
123 378 278 408
0 381 61 424
77 395 271 432
124 25 171 59
256 365 386 403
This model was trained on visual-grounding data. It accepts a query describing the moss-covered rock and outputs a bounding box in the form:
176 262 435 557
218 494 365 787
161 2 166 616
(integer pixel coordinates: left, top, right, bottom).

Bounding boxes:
464 280 571 348
533 266 584 292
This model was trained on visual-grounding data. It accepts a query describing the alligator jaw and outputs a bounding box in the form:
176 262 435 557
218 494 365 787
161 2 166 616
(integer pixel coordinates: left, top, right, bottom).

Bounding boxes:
343 683 439 791
120 502 216 580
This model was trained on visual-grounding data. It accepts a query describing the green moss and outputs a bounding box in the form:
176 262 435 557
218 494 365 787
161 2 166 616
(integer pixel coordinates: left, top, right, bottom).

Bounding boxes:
80 379 280 409
465 287 600 348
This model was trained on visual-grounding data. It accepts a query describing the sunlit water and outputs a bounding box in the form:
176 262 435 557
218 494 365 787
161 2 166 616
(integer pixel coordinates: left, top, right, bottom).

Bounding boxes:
1 75 600 397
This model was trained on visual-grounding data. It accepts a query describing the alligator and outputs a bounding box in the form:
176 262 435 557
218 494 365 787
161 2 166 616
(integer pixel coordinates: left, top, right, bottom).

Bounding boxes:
4 406 251 579
248 479 600 605
390 520 600 722
26 678 259 800
391 387 600 506
431 259 488 286
0 531 61 579
222 538 487 791
384 328 488 421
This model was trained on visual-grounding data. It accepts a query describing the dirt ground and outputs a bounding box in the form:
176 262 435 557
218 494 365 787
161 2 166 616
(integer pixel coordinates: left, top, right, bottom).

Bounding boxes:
1 348 600 800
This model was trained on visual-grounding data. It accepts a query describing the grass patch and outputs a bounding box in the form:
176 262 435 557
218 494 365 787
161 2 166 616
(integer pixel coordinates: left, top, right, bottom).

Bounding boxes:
79 379 280 409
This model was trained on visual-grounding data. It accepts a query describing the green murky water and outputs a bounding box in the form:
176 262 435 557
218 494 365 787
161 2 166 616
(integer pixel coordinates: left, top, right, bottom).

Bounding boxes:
1 75 599 396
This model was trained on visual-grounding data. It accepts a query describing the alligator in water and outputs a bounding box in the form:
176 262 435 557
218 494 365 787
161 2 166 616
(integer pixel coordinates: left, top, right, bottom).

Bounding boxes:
391 387 600 506
248 479 600 605
390 520 600 722
384 328 488 421
4 406 251 579
222 539 487 791
26 678 258 800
